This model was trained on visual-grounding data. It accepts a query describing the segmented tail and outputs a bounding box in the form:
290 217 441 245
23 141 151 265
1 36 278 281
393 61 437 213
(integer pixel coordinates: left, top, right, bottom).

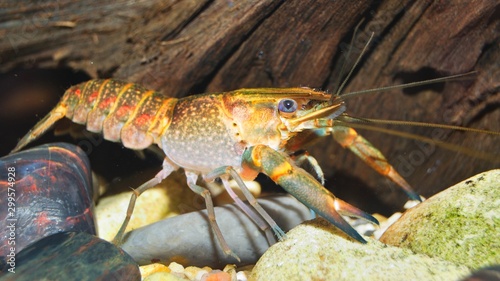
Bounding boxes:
12 79 177 153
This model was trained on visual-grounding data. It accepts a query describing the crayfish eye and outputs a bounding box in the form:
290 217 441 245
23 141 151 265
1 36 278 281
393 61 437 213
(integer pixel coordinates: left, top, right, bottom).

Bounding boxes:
278 99 298 114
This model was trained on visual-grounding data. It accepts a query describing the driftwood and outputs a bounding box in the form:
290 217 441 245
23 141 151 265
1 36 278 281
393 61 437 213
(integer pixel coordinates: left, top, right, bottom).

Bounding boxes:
1 0 498 213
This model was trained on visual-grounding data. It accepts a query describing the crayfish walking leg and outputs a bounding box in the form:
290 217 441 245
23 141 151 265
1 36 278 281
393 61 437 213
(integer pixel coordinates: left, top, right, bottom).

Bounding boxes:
185 171 241 261
206 167 287 241
112 160 176 245
217 176 278 244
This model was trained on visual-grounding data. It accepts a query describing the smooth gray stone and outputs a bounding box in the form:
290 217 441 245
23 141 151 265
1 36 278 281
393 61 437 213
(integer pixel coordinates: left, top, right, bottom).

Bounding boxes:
121 194 311 267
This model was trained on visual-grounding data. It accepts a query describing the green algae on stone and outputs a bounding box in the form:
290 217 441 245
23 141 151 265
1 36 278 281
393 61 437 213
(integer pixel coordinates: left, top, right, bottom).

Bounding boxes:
380 169 500 270
251 218 469 281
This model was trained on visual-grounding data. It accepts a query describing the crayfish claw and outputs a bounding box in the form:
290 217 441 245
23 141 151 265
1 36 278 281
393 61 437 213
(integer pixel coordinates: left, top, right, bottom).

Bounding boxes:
403 189 422 202
333 198 379 226
320 200 369 244
242 145 372 244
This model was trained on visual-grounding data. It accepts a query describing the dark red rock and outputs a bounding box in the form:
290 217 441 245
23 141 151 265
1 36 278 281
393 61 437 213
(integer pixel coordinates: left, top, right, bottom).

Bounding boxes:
0 143 96 259
0 232 140 280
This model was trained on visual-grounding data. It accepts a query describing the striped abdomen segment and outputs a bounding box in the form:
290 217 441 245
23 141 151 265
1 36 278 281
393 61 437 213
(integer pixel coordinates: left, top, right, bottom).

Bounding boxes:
62 79 177 149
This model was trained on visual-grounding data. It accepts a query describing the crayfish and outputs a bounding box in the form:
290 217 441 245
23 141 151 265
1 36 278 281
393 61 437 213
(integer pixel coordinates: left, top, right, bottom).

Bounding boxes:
11 73 498 261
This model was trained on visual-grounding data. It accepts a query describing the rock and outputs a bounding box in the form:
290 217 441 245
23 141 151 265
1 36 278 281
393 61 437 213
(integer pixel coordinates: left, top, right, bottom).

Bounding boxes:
0 143 96 258
141 262 239 281
121 194 311 268
95 170 262 242
380 169 500 270
95 172 196 241
184 266 210 280
168 262 185 275
459 265 500 281
251 218 470 281
140 263 172 279
0 232 140 281
144 272 186 281
203 271 232 281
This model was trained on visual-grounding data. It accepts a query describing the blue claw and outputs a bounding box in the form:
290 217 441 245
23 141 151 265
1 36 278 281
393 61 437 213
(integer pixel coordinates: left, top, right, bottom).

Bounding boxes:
243 145 377 244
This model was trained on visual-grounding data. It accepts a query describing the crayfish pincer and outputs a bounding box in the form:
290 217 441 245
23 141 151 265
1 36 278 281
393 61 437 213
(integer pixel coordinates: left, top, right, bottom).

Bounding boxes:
12 79 424 260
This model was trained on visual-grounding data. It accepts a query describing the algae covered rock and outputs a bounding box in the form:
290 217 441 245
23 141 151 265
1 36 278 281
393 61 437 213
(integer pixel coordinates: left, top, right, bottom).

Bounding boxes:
380 169 500 270
251 218 469 281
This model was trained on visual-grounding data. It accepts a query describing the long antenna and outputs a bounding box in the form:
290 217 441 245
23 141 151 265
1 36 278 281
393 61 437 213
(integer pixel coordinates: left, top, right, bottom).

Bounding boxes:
339 72 477 100
348 117 500 136
331 31 374 103
330 20 364 100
